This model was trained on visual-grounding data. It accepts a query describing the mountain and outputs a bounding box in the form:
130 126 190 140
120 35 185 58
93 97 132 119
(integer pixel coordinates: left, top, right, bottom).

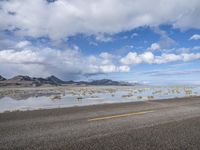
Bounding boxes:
31 76 65 85
89 79 132 86
0 75 64 87
0 75 33 87
0 75 140 87
9 75 33 81
65 79 137 86
0 75 6 81
46 75 65 84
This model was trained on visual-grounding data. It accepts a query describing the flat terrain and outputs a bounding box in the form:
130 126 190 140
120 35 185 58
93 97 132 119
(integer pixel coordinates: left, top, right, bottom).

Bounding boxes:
0 96 200 150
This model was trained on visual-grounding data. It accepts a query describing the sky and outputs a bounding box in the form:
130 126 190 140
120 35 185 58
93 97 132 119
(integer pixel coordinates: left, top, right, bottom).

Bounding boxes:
0 0 200 85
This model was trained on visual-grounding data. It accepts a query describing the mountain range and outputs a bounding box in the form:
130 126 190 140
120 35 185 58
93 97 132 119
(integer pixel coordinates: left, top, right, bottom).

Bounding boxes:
0 75 139 87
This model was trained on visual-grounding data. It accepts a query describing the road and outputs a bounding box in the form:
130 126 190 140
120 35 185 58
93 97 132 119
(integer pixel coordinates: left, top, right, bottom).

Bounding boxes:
0 96 200 150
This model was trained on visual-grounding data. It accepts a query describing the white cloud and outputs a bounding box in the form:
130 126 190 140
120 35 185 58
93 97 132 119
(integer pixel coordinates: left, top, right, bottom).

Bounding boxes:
142 69 200 76
118 65 130 72
0 44 129 79
99 65 129 73
95 34 113 42
131 33 138 38
15 40 31 48
0 0 200 40
154 53 181 64
0 49 43 64
121 52 200 65
120 52 155 65
150 43 160 51
141 52 155 64
99 52 113 59
120 52 142 65
190 34 200 40
182 53 200 61
1 41 200 79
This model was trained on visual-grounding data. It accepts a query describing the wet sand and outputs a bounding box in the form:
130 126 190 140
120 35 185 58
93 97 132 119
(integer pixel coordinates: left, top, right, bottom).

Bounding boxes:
0 96 200 150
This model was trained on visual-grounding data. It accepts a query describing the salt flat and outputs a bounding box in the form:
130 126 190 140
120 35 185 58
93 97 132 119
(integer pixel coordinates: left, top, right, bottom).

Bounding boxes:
0 85 200 113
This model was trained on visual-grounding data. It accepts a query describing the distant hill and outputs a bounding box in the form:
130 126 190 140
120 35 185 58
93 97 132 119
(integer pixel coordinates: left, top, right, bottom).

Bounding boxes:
0 75 140 87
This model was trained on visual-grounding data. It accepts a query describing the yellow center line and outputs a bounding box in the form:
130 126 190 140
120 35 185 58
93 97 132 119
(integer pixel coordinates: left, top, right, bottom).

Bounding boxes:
88 110 155 121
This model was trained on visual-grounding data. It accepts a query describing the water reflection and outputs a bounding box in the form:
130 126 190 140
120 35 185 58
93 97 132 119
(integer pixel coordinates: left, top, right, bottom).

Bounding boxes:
0 86 200 113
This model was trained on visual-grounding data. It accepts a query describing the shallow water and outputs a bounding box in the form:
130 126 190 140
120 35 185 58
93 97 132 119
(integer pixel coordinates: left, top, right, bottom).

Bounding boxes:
0 86 200 113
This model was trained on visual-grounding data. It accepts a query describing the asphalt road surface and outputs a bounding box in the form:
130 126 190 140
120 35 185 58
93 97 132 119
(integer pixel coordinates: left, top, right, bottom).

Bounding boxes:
0 97 200 150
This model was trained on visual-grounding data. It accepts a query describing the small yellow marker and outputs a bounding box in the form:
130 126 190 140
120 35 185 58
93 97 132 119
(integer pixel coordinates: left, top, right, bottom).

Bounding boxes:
88 110 154 121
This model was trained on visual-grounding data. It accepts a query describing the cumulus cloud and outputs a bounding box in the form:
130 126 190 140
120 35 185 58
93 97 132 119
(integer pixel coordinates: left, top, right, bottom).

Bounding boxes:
121 52 200 65
0 44 129 79
190 34 200 40
1 41 200 79
0 0 200 40
120 52 155 65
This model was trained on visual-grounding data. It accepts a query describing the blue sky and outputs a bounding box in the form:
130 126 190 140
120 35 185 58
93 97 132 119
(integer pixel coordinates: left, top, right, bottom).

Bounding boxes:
0 0 200 85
